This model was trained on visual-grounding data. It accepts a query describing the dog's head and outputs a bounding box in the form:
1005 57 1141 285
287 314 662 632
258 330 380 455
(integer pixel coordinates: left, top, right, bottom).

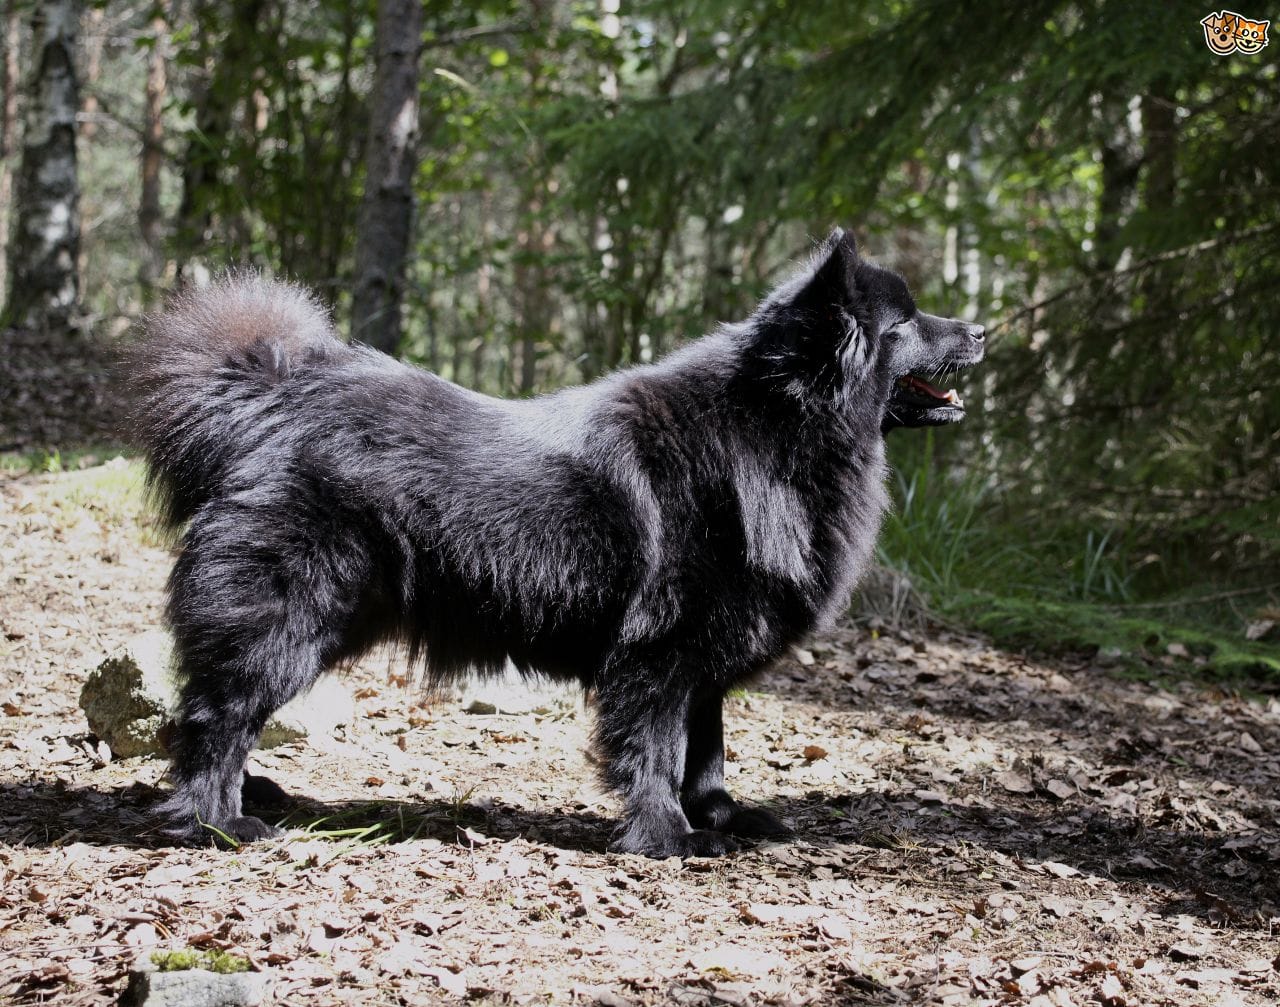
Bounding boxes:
751 228 984 431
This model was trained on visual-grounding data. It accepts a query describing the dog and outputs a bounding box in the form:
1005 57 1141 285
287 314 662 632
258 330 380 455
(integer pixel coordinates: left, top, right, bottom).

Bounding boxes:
127 228 983 858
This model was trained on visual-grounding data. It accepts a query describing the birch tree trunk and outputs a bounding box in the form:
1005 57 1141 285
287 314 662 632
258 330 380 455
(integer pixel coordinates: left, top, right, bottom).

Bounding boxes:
350 0 423 354
6 0 80 332
139 6 168 298
0 0 20 288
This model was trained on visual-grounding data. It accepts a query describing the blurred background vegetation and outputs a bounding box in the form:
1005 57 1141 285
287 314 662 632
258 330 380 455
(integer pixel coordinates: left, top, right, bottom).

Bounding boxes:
1 0 1277 678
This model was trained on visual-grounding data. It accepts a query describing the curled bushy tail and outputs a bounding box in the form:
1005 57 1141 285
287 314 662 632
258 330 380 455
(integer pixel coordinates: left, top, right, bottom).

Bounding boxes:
124 272 342 531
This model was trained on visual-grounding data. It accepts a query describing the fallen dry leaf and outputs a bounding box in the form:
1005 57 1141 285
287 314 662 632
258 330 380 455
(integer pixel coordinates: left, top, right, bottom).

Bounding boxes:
1098 972 1127 1005
997 770 1035 793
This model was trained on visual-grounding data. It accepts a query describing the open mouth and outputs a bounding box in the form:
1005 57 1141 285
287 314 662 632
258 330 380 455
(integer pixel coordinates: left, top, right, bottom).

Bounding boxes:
883 362 976 433
894 373 963 412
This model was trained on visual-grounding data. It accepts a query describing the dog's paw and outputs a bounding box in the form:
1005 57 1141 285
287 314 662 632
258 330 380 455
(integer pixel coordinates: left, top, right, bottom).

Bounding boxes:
723 806 791 840
610 828 740 859
673 829 741 858
218 815 284 844
157 813 283 848
683 789 738 831
167 814 283 847
155 822 209 847
684 789 790 840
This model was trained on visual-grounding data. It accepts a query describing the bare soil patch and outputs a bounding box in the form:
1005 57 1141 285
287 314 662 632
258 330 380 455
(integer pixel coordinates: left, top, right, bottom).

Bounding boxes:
1 461 1277 1006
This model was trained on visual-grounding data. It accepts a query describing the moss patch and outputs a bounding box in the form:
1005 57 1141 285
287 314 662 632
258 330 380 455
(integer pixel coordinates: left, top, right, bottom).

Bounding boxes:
150 949 252 974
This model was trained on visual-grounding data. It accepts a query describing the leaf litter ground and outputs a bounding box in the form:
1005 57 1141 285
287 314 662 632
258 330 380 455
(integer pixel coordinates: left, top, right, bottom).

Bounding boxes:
1 460 1278 1006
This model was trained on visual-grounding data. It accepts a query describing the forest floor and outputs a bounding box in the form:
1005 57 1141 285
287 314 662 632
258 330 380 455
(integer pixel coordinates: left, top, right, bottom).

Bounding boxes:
1 458 1278 1007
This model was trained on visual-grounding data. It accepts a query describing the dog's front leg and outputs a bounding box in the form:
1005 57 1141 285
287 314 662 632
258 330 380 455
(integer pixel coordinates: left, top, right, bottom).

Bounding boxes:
681 692 791 840
595 668 738 858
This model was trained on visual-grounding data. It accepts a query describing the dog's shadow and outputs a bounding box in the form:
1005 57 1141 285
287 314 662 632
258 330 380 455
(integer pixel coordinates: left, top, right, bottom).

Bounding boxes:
0 778 613 855
3 776 1274 929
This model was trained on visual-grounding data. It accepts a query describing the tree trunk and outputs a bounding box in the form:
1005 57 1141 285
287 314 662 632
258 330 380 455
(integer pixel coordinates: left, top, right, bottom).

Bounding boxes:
1140 78 1176 217
77 5 101 140
0 0 20 288
1094 94 1139 274
138 6 168 298
513 1 553 395
350 0 423 355
173 0 265 281
6 0 80 332
74 4 101 283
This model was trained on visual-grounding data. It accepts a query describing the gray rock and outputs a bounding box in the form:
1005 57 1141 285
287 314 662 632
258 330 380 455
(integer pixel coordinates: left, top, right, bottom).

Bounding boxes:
1094 646 1125 667
79 632 174 758
119 966 265 1007
81 631 354 758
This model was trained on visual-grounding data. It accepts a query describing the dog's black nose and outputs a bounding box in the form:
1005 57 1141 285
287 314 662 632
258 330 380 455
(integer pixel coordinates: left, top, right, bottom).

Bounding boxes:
966 324 985 343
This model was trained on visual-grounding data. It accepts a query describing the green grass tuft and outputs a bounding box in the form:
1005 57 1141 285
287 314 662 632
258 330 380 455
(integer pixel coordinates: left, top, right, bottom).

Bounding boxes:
877 436 1279 687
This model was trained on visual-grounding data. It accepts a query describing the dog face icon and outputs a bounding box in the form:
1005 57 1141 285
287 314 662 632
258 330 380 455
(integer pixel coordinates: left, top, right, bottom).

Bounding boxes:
1233 13 1270 51
1201 11 1240 52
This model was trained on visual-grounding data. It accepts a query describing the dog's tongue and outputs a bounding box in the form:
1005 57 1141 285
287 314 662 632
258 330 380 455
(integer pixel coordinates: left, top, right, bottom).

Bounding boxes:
900 375 959 403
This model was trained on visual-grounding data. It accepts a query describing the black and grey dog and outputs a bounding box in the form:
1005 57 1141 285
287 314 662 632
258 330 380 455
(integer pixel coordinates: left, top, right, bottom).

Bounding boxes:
128 228 983 858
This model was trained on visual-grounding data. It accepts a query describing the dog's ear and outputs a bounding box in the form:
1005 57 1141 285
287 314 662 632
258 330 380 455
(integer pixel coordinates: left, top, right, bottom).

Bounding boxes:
794 228 860 310
828 226 858 262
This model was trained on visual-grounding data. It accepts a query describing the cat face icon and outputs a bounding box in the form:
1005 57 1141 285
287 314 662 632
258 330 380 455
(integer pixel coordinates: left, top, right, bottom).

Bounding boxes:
1232 13 1270 52
1201 11 1240 52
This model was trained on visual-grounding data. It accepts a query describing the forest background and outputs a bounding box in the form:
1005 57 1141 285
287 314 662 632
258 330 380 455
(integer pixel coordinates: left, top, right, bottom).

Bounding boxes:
2 0 1277 680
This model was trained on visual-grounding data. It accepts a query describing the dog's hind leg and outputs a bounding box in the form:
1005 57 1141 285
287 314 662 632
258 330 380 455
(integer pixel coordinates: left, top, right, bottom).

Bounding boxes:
596 657 739 858
154 509 362 846
156 624 328 846
681 693 791 840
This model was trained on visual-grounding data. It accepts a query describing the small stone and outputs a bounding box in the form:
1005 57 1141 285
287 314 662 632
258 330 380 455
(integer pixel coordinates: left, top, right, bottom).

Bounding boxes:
457 664 577 716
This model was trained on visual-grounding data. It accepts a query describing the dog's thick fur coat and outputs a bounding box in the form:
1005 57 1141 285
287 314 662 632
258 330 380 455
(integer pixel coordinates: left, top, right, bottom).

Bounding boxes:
129 229 983 857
